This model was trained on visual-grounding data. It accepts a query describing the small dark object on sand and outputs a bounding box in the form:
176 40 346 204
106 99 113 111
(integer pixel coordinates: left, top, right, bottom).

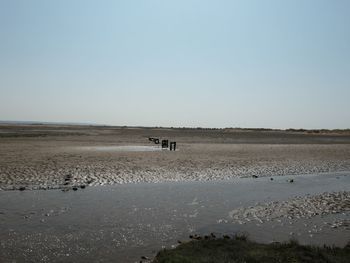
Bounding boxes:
270 178 274 180
223 235 231 239
19 186 25 191
141 256 149 260
72 187 78 191
289 179 294 183
190 234 202 240
252 175 258 178
189 235 194 239
177 240 182 244
80 185 86 189
161 139 169 149
170 141 177 151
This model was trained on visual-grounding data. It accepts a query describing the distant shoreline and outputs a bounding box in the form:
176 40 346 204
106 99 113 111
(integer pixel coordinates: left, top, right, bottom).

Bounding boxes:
0 120 349 134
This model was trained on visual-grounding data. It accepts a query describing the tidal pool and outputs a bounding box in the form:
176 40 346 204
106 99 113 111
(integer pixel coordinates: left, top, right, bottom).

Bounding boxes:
0 172 349 262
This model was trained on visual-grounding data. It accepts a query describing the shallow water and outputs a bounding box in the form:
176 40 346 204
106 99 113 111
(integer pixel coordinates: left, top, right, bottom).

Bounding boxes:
75 145 164 152
0 172 349 262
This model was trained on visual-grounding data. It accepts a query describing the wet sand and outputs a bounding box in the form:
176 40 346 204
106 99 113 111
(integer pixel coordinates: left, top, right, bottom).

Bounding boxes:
1 125 350 190
0 125 349 262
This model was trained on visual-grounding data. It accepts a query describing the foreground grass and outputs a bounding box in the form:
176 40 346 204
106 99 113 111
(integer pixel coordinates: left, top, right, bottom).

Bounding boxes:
152 236 350 263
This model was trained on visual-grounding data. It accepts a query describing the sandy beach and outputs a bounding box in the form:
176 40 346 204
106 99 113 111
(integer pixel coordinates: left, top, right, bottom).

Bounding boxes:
0 125 349 262
1 125 350 190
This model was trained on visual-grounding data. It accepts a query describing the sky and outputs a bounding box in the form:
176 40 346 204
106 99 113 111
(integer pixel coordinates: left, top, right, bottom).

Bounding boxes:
0 0 349 129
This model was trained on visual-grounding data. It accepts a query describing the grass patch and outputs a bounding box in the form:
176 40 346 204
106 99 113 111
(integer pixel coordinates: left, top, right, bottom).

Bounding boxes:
152 236 350 263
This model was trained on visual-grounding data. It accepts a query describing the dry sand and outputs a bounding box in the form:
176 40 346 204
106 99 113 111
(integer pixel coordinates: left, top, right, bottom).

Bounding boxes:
1 124 350 190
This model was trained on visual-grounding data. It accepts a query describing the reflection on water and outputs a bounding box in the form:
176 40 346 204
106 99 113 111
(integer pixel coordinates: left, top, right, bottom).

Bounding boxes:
0 172 349 262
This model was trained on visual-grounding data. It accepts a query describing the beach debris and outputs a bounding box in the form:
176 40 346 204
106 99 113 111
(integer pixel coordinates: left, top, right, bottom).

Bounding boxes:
288 179 294 183
19 186 26 191
80 185 86 189
72 187 78 191
148 137 160 144
252 175 258 178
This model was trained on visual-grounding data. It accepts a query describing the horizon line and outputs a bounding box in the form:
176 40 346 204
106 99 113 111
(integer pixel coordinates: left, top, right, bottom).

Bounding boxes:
0 120 349 131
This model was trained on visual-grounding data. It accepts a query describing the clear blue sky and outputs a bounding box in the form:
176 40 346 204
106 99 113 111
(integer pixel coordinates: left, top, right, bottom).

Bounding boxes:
0 0 349 129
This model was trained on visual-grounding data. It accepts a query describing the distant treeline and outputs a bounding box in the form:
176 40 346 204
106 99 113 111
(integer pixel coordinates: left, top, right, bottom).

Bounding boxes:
285 128 350 134
1 122 349 134
119 126 350 133
153 127 350 133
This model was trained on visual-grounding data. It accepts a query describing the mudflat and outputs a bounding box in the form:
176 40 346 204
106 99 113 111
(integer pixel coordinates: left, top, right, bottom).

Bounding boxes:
1 124 350 190
0 124 349 262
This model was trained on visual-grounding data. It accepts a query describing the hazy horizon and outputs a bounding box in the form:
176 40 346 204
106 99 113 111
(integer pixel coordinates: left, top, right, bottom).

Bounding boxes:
1 119 350 131
1 0 349 129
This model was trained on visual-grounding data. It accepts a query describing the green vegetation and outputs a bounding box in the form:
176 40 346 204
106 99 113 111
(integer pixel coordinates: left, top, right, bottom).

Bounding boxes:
152 236 350 263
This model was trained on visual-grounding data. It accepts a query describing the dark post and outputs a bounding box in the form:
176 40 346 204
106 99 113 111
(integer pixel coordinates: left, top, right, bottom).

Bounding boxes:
161 140 169 149
170 142 176 151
